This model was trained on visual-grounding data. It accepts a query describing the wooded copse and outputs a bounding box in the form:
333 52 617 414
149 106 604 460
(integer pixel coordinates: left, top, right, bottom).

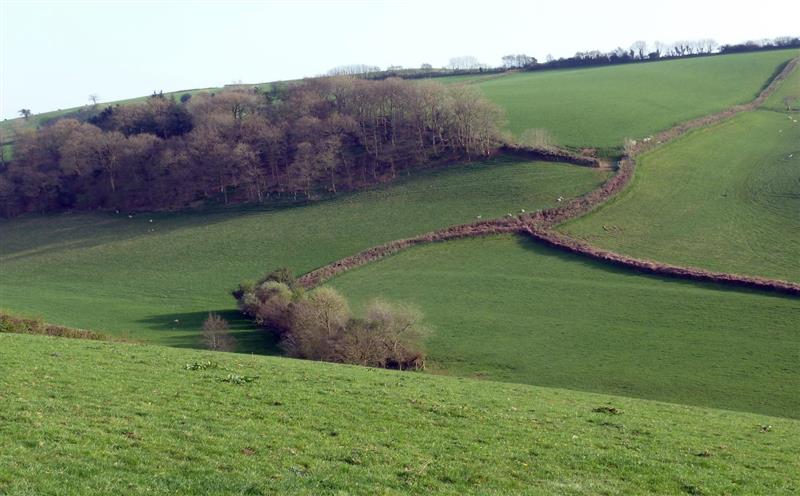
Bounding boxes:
233 268 428 370
0 77 505 216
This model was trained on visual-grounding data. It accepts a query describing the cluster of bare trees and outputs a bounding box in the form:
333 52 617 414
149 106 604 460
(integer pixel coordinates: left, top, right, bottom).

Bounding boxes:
233 269 427 370
501 54 537 69
549 36 798 68
447 56 489 70
0 77 504 216
718 36 800 54
326 64 382 77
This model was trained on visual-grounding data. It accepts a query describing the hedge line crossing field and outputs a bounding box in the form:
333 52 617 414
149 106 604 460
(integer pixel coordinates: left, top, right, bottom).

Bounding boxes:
561 109 800 282
2 332 799 495
762 55 800 111
325 235 800 419
471 50 798 151
0 158 607 349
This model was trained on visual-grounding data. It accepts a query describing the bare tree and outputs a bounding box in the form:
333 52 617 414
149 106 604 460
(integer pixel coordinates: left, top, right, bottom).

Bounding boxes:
502 54 537 68
700 39 719 54
89 94 100 106
18 109 31 120
201 313 237 351
630 41 647 60
327 64 380 77
653 41 669 58
448 56 481 70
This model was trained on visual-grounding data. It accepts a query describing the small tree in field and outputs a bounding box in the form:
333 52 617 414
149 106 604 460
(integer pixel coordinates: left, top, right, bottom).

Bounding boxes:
18 109 31 120
201 313 236 351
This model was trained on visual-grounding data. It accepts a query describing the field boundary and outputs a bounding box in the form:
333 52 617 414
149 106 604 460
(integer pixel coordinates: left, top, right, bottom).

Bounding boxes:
297 58 800 296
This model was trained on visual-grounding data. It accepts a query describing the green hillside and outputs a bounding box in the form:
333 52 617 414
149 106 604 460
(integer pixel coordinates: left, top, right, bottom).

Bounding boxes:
326 235 800 419
561 109 800 282
763 57 800 111
0 158 606 349
472 50 797 150
2 332 799 495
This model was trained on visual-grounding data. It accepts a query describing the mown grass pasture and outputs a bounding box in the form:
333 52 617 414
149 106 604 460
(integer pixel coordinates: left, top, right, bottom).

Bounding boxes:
2 332 799 495
561 109 800 282
471 50 797 151
327 235 800 419
0 158 607 349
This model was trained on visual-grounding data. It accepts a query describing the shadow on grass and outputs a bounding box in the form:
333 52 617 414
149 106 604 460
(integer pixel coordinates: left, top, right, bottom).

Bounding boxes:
0 156 527 262
137 309 281 356
513 234 799 300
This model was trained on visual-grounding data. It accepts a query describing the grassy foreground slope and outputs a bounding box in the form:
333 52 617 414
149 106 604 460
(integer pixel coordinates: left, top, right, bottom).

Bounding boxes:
0 159 606 349
561 109 800 282
472 50 797 150
2 333 799 495
327 235 800 419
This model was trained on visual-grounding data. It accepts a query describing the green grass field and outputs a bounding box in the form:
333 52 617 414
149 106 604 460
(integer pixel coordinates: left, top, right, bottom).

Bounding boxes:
327 235 800 419
0 158 607 349
2 332 799 495
472 50 798 151
561 109 800 282
763 57 800 111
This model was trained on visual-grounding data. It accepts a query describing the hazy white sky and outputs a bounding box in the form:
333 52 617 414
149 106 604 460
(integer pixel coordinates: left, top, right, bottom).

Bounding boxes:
2 0 798 119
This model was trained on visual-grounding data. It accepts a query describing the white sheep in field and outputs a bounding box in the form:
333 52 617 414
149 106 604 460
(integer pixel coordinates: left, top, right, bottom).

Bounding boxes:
520 209 525 213
476 215 482 219
557 196 564 202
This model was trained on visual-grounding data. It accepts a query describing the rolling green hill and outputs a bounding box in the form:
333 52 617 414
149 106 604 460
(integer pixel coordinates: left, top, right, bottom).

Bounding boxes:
472 50 798 151
2 332 799 495
326 235 800 419
763 56 800 111
4 50 795 160
0 158 606 349
561 109 800 282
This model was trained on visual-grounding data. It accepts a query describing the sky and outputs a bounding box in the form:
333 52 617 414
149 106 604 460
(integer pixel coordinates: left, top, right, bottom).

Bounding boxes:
2 0 798 119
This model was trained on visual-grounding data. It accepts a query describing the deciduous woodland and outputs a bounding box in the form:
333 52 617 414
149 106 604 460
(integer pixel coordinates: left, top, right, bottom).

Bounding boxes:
0 78 504 216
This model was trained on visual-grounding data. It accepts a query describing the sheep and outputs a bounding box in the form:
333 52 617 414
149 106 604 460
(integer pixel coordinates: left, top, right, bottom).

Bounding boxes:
520 209 525 213
149 219 153 223
127 214 133 219
476 215 482 219
557 196 564 202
